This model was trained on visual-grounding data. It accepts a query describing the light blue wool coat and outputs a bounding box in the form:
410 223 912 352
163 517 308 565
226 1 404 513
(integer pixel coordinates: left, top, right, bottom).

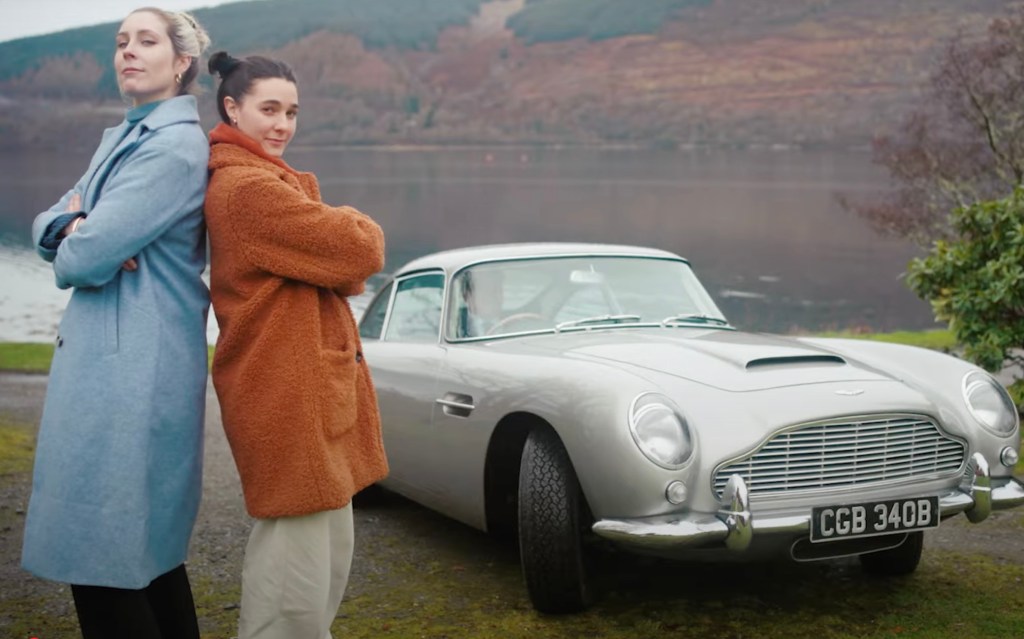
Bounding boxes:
22 95 210 588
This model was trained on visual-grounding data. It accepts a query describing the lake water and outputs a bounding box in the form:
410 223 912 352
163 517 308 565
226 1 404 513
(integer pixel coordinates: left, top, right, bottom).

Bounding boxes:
0 146 937 342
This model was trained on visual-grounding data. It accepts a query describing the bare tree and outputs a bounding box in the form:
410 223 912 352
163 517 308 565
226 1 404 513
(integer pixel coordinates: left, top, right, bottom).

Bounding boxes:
840 10 1024 246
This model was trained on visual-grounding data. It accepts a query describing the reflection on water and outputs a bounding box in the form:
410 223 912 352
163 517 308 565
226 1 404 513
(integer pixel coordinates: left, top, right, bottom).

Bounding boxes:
0 146 936 341
0 242 70 342
0 242 373 344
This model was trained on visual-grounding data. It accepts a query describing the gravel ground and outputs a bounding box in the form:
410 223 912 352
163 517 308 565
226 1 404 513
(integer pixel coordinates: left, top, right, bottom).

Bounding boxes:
2 371 1023 637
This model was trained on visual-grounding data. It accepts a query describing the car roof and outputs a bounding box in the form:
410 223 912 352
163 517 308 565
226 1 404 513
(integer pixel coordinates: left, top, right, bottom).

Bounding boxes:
394 242 687 277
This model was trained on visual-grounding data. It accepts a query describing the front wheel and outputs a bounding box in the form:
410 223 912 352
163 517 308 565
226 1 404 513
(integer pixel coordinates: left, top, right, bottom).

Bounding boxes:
859 531 924 576
517 426 593 613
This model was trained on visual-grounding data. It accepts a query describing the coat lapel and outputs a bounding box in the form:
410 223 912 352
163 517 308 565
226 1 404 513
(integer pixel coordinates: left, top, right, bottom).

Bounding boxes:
80 96 198 212
82 123 147 211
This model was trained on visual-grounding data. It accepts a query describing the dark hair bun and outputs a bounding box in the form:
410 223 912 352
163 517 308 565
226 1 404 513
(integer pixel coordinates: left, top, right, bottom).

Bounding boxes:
208 51 241 78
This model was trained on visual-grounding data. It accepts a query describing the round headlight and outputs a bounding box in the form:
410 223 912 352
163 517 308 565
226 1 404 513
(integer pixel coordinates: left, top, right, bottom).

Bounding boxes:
962 371 1019 436
629 393 693 469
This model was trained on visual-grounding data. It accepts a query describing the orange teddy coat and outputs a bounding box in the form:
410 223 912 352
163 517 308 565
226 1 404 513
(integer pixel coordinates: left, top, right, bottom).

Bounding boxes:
205 122 388 518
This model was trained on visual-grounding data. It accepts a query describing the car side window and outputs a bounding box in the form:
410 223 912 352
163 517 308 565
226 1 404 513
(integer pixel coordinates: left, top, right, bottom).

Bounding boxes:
359 282 394 340
384 273 445 343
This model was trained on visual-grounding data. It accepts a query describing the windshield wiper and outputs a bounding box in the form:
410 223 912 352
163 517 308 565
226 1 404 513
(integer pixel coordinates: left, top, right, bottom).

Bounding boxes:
660 313 731 327
556 314 642 331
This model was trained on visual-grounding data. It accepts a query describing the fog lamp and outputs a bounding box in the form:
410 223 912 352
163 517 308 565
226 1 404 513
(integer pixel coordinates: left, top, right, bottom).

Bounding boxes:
666 480 688 505
1000 446 1020 468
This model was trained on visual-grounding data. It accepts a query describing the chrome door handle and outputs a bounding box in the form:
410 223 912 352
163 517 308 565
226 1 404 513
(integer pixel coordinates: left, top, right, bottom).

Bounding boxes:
436 393 475 417
436 398 475 411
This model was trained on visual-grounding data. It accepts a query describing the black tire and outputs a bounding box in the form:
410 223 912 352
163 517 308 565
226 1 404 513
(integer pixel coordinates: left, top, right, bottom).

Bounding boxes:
517 426 593 613
859 531 924 576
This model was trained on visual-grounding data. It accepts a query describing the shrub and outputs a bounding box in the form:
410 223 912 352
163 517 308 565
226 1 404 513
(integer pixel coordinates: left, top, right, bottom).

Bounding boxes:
907 188 1024 374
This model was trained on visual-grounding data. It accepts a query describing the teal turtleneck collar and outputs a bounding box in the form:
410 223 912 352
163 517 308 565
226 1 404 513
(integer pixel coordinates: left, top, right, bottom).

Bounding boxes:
127 100 163 124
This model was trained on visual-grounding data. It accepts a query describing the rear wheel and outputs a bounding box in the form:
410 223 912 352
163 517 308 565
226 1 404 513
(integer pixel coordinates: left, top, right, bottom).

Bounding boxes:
859 531 924 576
517 426 593 613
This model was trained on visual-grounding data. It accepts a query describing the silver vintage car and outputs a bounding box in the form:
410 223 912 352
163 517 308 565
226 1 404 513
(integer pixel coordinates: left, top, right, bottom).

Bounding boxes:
357 243 1024 613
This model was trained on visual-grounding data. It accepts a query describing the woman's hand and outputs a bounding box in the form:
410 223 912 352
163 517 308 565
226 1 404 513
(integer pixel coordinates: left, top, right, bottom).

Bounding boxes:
60 194 83 237
61 193 138 272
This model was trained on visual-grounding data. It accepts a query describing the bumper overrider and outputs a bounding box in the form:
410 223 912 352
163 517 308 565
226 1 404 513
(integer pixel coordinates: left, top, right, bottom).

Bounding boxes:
592 453 1024 551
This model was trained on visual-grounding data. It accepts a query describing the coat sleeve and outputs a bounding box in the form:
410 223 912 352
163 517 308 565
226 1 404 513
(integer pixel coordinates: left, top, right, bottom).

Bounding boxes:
31 188 86 263
32 124 124 263
220 171 385 288
51 138 206 290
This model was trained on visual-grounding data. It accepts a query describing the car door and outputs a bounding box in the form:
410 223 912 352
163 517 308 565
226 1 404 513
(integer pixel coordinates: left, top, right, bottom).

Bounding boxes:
427 262 561 530
359 271 447 504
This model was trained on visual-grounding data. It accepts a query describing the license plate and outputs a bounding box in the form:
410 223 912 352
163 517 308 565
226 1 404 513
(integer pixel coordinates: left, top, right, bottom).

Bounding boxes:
810 496 939 542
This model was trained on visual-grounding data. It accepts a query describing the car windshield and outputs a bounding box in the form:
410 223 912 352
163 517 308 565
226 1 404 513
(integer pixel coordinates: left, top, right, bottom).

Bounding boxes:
447 255 728 340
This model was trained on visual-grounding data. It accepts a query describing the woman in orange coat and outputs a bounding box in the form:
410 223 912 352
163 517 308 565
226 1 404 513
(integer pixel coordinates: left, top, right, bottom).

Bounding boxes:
204 51 388 639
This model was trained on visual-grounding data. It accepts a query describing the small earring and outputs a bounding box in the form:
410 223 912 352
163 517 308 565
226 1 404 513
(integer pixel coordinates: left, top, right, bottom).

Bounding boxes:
231 118 238 126
175 73 182 84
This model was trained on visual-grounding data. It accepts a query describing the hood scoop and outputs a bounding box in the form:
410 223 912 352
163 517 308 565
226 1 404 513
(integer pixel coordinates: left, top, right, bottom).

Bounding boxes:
532 329 893 392
745 354 846 369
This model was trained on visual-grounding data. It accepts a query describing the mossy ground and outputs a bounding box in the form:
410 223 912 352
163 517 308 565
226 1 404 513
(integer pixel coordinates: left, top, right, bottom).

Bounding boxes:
0 418 34 475
7 475 1022 638
332 529 1024 639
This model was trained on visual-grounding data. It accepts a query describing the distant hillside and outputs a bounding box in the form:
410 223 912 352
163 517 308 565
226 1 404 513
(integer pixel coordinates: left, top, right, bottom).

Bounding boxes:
0 0 488 96
0 0 1017 150
507 0 712 43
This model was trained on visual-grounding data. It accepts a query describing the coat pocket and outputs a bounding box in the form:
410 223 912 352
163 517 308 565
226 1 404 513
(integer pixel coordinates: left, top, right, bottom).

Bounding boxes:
102 284 119 356
320 346 358 438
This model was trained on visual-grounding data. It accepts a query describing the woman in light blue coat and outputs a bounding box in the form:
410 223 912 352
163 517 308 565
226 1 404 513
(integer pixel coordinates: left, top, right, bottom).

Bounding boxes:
22 9 212 638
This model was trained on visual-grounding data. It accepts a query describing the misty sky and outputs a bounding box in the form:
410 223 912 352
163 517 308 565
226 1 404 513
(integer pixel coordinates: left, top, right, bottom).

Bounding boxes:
0 0 241 43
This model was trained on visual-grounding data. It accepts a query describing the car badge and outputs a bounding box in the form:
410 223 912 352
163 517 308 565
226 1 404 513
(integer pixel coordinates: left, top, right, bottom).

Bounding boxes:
835 389 865 396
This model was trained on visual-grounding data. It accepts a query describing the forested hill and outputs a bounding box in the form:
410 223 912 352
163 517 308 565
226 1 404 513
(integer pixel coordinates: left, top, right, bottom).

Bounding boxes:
0 0 1016 150
0 0 490 96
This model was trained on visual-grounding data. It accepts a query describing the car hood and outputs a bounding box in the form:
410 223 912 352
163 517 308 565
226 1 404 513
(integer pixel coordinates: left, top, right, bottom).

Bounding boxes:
505 328 899 392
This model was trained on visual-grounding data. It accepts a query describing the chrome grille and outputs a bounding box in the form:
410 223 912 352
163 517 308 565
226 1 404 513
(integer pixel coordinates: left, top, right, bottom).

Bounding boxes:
713 414 966 498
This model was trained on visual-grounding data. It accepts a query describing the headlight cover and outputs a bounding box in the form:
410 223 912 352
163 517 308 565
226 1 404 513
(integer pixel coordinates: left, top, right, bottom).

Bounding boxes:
962 371 1019 436
629 393 693 469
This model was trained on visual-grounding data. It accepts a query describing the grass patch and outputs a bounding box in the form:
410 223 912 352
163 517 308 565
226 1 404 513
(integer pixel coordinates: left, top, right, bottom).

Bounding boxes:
871 552 1024 638
191 574 242 638
0 343 54 374
0 342 216 374
0 592 80 639
812 328 957 351
0 418 34 475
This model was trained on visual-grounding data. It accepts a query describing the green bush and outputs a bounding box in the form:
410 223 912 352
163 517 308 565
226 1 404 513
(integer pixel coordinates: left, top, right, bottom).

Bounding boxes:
907 188 1024 374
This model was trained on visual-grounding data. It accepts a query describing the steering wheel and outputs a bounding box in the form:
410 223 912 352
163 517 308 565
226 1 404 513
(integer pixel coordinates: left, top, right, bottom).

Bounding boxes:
485 313 546 335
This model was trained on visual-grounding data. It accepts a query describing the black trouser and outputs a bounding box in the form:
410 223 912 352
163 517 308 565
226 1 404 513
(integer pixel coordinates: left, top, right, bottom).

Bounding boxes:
70 563 200 639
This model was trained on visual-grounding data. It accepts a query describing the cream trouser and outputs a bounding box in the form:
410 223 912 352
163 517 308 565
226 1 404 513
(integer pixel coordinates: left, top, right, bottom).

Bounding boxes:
238 504 354 639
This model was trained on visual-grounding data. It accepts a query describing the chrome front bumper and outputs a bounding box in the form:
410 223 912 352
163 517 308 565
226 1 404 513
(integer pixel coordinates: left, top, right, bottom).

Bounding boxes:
592 453 1024 551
